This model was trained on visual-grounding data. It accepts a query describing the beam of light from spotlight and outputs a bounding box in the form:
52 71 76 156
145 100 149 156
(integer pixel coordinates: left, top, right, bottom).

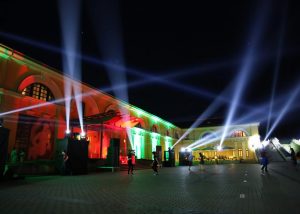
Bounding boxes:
59 0 84 134
266 5 287 134
64 80 71 133
186 94 289 149
189 96 300 150
171 70 292 150
264 85 300 141
187 105 269 150
171 81 237 149
0 90 92 118
90 0 133 148
0 32 278 116
0 31 276 111
219 1 271 148
1 30 291 77
0 98 65 117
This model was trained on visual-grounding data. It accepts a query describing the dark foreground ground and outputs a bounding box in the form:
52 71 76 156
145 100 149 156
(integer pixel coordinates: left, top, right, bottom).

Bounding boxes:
0 162 299 214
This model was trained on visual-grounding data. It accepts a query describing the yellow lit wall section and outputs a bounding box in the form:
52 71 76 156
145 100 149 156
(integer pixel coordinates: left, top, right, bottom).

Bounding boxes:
165 136 172 150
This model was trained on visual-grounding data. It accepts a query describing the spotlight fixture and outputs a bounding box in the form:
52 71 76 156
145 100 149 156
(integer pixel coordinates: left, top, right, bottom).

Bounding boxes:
80 131 86 139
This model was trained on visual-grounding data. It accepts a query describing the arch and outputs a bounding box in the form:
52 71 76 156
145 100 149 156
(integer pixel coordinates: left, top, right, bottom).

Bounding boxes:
21 83 54 101
152 124 158 133
229 128 249 137
104 104 119 113
82 95 99 115
18 75 63 100
134 118 146 129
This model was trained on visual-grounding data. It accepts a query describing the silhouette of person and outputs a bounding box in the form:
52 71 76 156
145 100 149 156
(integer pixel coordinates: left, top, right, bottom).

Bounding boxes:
188 153 194 171
10 147 18 164
61 150 70 175
199 152 205 171
127 150 134 175
290 148 297 166
260 148 269 172
152 151 159 175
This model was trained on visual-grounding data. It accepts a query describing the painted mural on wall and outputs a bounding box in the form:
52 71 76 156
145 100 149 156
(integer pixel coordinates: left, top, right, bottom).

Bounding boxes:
15 114 55 160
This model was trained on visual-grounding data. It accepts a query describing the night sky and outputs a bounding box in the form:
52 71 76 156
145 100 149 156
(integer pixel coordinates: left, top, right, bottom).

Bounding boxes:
1 0 300 140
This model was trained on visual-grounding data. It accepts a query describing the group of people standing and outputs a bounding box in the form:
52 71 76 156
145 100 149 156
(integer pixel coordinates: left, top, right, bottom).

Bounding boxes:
127 150 159 175
10 147 25 164
260 146 298 173
188 152 205 171
128 146 299 175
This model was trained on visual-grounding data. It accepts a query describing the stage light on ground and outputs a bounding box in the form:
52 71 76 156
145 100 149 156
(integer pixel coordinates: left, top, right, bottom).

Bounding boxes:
248 134 260 151
217 145 222 151
80 131 86 138
181 147 185 152
65 129 71 138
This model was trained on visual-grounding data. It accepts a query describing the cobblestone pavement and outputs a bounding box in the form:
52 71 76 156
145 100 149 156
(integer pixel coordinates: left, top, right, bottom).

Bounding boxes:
0 162 300 214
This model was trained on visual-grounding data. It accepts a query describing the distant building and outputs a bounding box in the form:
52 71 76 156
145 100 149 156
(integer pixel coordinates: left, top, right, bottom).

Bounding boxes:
177 124 260 162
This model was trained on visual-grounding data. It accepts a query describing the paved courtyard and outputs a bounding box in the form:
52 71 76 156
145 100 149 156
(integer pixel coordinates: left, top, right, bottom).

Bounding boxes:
0 162 299 214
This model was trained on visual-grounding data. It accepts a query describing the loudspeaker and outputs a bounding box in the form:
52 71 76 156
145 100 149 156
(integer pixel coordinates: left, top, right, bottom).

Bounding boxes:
67 139 89 175
106 138 120 167
163 149 175 167
0 127 9 177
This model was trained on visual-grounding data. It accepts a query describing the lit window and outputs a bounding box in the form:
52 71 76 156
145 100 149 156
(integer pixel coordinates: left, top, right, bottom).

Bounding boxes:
238 149 243 157
231 130 247 137
246 149 249 157
152 125 158 133
21 83 54 101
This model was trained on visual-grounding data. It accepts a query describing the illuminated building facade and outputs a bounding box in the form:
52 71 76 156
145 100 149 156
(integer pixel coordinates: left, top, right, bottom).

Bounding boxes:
0 44 179 165
0 44 260 170
178 124 260 162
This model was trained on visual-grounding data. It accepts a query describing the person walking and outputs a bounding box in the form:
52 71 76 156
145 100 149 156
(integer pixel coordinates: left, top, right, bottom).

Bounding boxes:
152 151 159 175
61 150 70 175
260 148 269 172
10 147 18 164
188 153 194 171
127 150 134 175
199 152 205 171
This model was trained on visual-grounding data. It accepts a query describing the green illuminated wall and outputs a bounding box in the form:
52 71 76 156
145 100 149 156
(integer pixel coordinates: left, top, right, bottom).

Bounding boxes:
151 132 161 152
131 127 146 159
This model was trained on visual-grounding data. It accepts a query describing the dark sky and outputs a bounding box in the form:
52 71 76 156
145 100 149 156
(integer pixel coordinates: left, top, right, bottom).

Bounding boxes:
1 0 300 140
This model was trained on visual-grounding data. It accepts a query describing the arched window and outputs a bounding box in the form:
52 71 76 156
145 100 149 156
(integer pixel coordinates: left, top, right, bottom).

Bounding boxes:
21 83 54 101
231 130 247 137
166 130 170 137
152 125 158 133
